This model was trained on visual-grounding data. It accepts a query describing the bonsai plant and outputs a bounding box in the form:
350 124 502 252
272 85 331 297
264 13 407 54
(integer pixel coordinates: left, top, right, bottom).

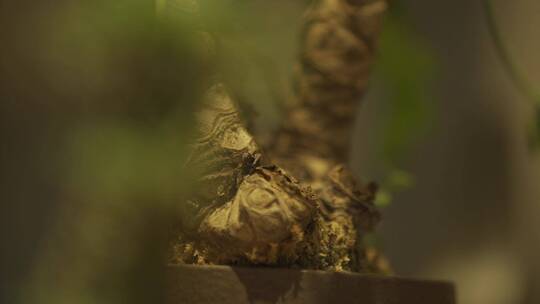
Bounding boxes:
1 1 454 303
165 0 455 303
169 0 386 272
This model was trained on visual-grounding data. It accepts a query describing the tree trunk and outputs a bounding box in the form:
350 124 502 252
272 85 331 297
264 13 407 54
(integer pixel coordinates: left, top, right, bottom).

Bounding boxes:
170 0 389 273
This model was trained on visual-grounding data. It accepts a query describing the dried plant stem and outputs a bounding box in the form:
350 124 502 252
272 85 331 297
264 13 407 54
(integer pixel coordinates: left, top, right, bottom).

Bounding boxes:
170 0 388 273
271 0 387 164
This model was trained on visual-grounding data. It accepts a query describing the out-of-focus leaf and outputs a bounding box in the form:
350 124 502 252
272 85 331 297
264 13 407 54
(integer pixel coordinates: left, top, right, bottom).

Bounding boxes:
375 190 392 208
387 169 415 191
18 1 209 304
376 15 435 167
367 6 437 205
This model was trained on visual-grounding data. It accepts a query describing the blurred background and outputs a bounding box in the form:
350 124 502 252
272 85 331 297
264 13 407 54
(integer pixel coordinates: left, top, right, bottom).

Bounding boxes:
1 0 539 303
355 1 540 304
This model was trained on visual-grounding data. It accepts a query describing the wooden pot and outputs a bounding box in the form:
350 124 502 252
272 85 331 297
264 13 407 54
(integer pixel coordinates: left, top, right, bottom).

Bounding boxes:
167 265 455 304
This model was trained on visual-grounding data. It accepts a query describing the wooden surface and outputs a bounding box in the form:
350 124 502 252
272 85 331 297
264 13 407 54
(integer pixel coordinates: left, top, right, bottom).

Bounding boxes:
167 265 455 304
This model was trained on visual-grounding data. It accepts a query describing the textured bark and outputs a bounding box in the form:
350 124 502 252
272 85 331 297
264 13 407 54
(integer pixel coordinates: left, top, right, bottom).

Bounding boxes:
265 0 388 272
170 0 388 273
175 85 318 266
271 0 387 163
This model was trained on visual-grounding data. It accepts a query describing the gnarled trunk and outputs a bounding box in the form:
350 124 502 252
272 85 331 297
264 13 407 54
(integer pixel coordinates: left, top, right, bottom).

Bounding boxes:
170 0 389 273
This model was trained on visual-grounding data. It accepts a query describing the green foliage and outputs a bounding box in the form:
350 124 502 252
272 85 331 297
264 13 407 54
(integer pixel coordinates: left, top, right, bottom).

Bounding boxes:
376 14 435 167
47 0 209 198
374 170 415 208
371 7 436 205
67 121 193 201
18 1 209 303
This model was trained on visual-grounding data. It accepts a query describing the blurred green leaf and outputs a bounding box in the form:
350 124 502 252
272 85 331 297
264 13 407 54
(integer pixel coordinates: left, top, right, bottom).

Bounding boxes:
19 1 208 303
387 169 415 191
374 190 392 208
369 7 437 205
376 15 435 167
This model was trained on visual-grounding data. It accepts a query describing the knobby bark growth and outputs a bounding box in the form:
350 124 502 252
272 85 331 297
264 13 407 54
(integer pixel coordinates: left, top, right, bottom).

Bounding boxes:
170 0 389 273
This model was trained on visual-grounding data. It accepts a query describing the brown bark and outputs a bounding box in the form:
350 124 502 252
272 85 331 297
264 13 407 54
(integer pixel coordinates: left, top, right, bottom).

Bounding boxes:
271 0 387 164
175 85 318 266
170 0 388 273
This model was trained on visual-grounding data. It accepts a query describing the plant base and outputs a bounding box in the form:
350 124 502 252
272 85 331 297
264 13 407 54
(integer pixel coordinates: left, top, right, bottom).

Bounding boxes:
167 265 455 304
